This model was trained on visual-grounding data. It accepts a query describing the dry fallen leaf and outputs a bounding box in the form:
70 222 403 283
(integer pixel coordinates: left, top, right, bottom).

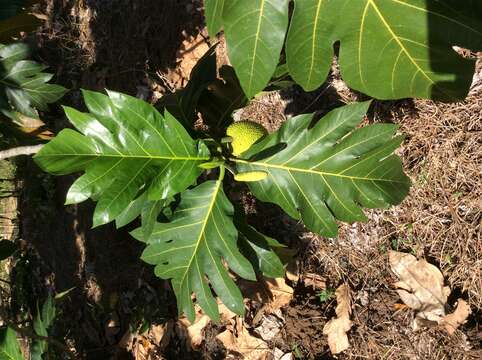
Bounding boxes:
254 311 284 341
389 251 450 327
441 299 471 335
216 318 270 360
176 300 238 349
240 277 294 315
322 283 353 354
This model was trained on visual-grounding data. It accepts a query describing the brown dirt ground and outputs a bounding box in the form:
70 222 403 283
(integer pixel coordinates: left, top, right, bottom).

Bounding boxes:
1 1 480 359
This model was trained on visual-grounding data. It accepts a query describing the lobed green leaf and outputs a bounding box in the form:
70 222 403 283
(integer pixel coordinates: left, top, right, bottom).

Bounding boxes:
236 101 411 237
0 42 67 119
220 0 482 101
132 171 256 322
34 90 210 228
223 0 289 99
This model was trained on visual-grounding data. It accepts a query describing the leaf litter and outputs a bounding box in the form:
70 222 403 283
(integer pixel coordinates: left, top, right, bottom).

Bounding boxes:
389 251 471 333
322 283 353 354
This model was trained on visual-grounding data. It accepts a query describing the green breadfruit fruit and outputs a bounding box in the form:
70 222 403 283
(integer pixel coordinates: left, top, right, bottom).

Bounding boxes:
226 120 267 156
234 171 268 182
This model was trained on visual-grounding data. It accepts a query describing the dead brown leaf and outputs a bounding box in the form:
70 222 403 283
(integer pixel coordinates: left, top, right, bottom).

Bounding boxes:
240 277 294 314
389 251 450 326
322 284 353 354
441 299 471 335
216 318 270 360
149 321 174 350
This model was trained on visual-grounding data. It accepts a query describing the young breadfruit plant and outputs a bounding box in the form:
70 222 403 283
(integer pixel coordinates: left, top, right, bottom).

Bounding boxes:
33 86 410 322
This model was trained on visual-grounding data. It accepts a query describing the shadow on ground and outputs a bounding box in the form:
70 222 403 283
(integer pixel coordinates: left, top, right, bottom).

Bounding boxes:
18 0 207 359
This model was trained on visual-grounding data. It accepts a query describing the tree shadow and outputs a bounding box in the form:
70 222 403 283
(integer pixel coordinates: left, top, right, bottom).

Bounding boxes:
20 0 207 358
427 1 482 101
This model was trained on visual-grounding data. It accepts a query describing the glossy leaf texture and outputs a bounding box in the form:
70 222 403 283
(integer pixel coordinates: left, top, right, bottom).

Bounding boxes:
223 0 289 99
220 0 482 101
235 101 411 238
131 172 256 323
204 0 224 37
285 0 332 92
116 192 169 238
236 220 285 278
34 90 210 228
0 43 66 118
0 327 23 360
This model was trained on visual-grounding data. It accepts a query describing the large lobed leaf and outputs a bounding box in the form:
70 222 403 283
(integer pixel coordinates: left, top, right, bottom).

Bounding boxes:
132 171 257 322
34 90 210 227
222 0 289 99
235 101 411 237
0 43 66 118
217 0 482 101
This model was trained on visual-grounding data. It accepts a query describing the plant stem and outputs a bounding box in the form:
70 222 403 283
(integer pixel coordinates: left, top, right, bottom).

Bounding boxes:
0 145 44 161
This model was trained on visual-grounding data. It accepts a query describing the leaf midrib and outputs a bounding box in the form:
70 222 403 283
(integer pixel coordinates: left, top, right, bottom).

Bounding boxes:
235 159 405 184
179 177 223 290
247 0 266 96
37 152 209 161
307 0 324 86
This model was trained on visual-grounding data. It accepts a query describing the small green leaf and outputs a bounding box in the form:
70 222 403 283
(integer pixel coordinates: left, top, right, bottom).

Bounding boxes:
132 170 256 322
31 295 56 359
0 327 23 360
318 288 335 303
54 287 75 300
0 43 67 118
